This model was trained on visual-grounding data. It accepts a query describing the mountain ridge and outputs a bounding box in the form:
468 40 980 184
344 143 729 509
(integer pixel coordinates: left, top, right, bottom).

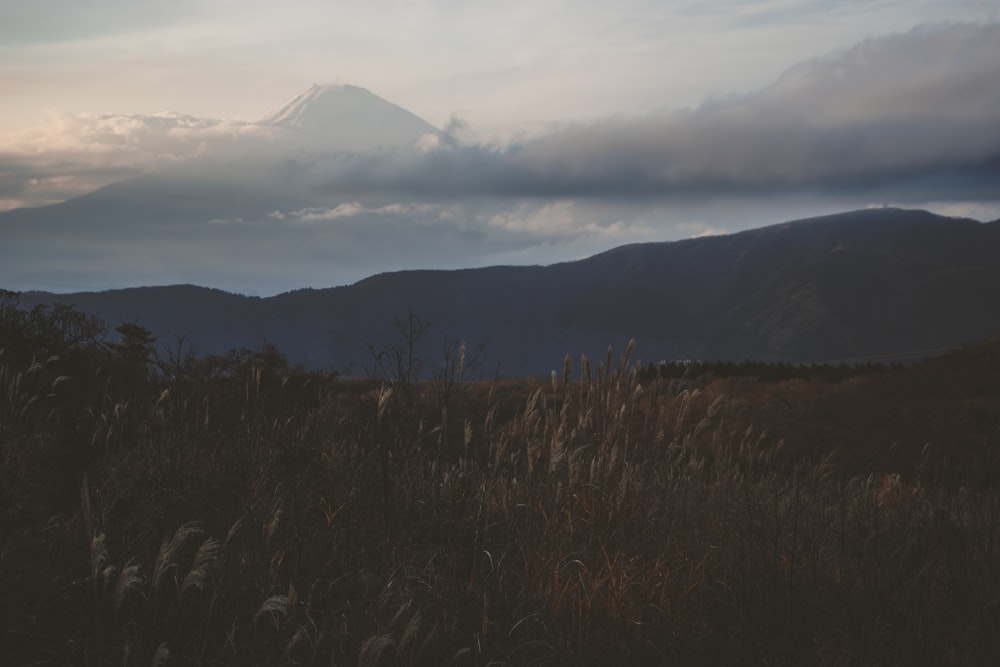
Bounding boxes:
14 208 1000 376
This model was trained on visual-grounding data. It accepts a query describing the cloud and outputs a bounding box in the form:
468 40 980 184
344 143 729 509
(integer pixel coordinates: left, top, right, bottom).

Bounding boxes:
0 1 207 45
533 22 1000 197
673 221 729 238
481 201 657 243
0 112 281 209
281 201 444 223
3 22 998 218
304 22 1000 204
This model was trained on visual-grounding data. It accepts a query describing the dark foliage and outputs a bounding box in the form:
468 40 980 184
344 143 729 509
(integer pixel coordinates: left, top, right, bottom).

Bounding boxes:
3 299 1000 665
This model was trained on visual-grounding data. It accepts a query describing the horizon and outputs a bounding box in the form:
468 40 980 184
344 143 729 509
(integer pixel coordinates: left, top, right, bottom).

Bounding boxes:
12 202 1000 380
1 4 999 295
12 206 991 299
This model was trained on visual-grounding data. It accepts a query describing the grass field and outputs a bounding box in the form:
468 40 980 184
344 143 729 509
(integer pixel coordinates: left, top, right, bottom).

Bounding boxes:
3 296 1000 665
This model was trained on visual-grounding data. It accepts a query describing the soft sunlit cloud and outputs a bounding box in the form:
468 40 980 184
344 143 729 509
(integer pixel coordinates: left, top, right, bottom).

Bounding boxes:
283 202 444 223
0 112 283 209
914 201 1000 221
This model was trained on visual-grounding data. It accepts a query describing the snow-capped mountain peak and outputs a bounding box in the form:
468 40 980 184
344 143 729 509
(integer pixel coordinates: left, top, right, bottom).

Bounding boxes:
259 84 362 128
258 84 444 152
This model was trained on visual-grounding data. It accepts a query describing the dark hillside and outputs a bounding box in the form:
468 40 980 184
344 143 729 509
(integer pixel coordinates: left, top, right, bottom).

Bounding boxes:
16 208 1000 375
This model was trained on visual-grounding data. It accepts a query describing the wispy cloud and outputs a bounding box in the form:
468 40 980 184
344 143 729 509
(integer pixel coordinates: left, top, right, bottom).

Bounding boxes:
0 112 280 208
276 202 443 223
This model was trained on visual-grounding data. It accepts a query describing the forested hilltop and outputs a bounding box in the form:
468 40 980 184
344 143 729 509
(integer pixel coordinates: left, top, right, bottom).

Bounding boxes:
3 293 1000 664
17 208 1000 377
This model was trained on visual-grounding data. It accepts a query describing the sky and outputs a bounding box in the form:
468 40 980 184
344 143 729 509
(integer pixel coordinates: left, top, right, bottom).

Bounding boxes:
2 2 996 137
1 1 1000 294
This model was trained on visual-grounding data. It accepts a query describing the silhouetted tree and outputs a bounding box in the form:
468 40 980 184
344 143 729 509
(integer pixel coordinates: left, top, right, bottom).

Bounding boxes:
364 311 429 412
109 322 157 384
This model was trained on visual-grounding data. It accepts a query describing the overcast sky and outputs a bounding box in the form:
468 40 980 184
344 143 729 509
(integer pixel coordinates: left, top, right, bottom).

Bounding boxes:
2 1 995 136
1 2 999 294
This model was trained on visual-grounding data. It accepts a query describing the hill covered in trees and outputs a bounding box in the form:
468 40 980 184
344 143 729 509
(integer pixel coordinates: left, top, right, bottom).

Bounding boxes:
17 208 1000 377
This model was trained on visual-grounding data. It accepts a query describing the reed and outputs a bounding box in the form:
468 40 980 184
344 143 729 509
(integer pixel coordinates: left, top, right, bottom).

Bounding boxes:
3 306 1000 664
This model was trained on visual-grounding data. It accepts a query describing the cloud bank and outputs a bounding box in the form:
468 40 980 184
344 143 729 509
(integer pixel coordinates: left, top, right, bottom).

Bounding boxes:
311 23 1000 204
3 22 998 213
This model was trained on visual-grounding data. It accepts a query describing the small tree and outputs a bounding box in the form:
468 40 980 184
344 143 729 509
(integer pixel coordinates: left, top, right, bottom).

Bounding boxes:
0 295 107 370
155 335 198 383
364 311 429 411
109 322 157 383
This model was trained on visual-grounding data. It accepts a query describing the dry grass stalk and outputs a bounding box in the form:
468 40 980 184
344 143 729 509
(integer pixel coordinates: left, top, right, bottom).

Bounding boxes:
180 537 220 596
253 594 289 627
358 633 395 667
150 642 171 667
153 522 204 592
115 561 143 613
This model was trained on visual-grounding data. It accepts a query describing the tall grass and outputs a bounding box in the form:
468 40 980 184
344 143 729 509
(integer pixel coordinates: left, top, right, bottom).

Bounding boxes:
2 323 1000 664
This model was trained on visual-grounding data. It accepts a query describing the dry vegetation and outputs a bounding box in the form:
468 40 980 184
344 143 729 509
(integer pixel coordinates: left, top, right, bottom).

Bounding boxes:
2 292 1000 665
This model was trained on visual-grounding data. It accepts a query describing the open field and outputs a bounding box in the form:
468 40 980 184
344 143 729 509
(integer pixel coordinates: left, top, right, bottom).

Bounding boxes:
3 297 1000 665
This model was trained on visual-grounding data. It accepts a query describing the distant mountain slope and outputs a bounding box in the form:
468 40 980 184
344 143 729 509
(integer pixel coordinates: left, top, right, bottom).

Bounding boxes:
15 208 1000 376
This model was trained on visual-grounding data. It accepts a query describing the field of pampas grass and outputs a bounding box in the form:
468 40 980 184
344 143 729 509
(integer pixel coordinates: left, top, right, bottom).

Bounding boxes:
3 295 1000 664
